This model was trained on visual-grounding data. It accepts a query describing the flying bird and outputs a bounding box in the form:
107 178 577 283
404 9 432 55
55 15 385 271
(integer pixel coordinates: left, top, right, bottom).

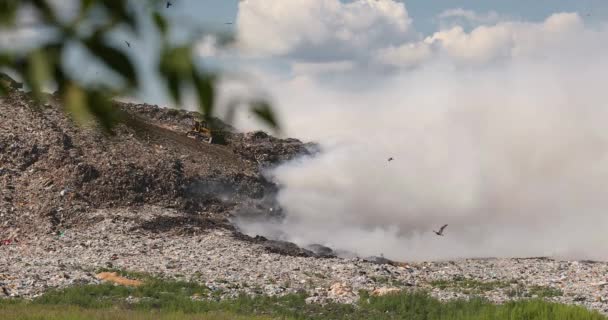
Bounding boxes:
388 157 394 162
124 41 130 48
433 224 448 236
225 22 233 25
166 1 172 8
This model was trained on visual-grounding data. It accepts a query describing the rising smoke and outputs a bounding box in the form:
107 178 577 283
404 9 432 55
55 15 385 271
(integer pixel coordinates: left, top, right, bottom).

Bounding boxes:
221 0 608 261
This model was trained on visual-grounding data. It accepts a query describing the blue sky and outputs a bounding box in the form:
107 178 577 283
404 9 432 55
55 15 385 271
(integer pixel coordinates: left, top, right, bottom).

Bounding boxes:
130 0 606 106
10 0 604 107
167 0 608 35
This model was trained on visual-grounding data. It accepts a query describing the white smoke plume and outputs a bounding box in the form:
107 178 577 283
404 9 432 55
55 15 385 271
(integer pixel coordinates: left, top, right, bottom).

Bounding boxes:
221 0 608 261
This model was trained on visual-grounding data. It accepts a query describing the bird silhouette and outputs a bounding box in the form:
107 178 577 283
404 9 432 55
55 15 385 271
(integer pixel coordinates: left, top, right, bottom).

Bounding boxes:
124 41 130 48
166 1 172 8
433 224 448 236
388 157 394 162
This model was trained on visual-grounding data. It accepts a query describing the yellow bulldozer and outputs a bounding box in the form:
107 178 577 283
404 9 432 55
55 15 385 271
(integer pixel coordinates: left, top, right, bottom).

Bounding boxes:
188 119 227 144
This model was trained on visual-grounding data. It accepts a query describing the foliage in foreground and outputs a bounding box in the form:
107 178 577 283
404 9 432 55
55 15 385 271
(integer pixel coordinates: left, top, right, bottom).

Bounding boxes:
0 0 279 132
0 275 605 320
0 306 271 320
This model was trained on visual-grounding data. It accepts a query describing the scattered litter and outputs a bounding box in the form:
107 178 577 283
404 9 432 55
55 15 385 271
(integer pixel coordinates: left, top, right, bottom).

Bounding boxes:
96 272 143 287
372 287 401 296
329 282 353 297
1 238 18 246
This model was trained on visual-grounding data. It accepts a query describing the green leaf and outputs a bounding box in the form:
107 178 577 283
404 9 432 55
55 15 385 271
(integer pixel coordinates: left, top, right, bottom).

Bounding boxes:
30 0 58 24
159 46 193 76
153 12 168 36
25 50 52 102
0 54 13 66
85 36 137 87
0 76 7 95
62 85 120 132
86 90 121 133
53 64 67 94
63 83 93 124
0 0 19 26
251 100 280 131
166 72 181 105
159 46 193 106
77 0 96 20
79 0 95 12
99 0 136 30
192 71 215 119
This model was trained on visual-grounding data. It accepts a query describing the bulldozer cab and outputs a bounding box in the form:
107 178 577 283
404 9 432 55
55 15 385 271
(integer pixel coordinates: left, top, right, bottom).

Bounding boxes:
192 120 211 135
189 119 227 145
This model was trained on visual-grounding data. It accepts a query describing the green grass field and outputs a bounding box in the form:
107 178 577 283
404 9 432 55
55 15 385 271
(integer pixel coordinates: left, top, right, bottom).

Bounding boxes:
0 271 604 320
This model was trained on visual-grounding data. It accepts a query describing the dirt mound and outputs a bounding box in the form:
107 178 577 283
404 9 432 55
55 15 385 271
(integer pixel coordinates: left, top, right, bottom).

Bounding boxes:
0 87 310 234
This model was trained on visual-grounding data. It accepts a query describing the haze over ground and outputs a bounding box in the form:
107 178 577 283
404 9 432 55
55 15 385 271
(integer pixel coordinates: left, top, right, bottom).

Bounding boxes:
225 0 608 261
3 0 608 261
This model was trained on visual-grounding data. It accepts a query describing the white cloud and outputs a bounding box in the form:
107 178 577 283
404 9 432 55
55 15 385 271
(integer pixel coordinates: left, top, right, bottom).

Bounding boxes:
430 12 585 62
291 61 355 76
373 41 432 68
426 24 515 64
376 13 590 68
229 3 594 71
438 8 501 26
235 0 414 62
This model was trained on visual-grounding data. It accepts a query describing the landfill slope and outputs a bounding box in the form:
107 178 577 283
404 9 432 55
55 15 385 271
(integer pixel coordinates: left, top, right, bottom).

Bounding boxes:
0 88 309 233
2 87 608 315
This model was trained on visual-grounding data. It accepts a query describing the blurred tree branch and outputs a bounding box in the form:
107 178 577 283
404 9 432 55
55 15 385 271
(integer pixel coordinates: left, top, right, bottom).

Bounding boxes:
0 0 279 133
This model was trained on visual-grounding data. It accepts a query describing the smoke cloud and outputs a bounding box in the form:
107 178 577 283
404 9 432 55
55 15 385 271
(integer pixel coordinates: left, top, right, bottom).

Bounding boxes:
221 0 608 261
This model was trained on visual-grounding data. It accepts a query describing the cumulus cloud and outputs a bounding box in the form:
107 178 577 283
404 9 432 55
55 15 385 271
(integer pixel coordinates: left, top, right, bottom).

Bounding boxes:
426 13 586 65
235 0 414 62
373 13 590 68
230 2 593 71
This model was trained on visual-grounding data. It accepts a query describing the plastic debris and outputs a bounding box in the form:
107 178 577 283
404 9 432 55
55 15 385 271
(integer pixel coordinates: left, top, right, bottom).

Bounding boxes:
0 238 17 246
96 272 143 287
